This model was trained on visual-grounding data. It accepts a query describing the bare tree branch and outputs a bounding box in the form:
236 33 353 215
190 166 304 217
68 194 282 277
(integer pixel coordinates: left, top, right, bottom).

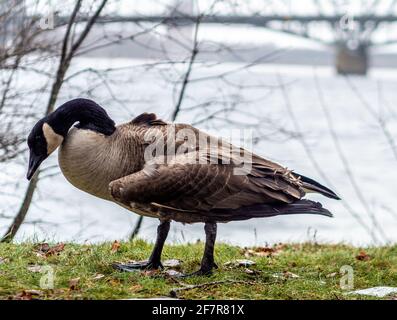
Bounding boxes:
314 70 387 243
277 72 381 244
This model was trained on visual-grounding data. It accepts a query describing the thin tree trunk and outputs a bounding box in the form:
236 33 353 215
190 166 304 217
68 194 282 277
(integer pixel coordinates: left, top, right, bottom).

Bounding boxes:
1 0 108 243
129 214 144 241
1 172 39 242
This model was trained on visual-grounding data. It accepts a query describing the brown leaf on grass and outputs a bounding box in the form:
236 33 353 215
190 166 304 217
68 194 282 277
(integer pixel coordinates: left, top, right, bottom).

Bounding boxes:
92 273 105 280
164 269 183 277
244 268 261 275
243 243 287 258
108 279 122 286
272 271 299 280
53 288 66 295
224 259 256 267
11 292 32 300
69 277 80 290
268 243 288 252
326 272 338 278
142 269 161 277
356 251 371 261
0 257 9 264
111 240 121 253
36 243 50 253
27 264 43 273
35 243 65 257
46 243 65 256
130 284 143 292
283 271 299 279
12 289 43 300
25 289 44 296
244 247 277 258
163 259 182 268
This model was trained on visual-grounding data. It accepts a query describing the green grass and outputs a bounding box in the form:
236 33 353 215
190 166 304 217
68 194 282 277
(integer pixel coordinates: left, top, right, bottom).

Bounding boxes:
1 240 397 300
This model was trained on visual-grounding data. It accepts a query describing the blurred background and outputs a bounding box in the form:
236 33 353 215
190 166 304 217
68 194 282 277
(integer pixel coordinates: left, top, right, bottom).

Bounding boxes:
1 0 396 246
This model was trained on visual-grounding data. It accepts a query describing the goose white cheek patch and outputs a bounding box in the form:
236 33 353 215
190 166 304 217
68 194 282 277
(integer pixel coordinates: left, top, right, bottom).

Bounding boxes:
43 123 64 155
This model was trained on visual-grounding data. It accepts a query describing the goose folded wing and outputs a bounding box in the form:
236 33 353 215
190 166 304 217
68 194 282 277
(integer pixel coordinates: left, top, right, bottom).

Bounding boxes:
109 153 305 213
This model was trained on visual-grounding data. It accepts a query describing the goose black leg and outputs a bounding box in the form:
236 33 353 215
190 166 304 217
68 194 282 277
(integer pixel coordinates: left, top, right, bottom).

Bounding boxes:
113 219 170 272
182 222 218 277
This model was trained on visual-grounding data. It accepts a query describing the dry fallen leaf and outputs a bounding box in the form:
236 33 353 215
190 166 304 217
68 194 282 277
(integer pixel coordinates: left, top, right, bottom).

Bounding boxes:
163 259 182 268
356 251 371 261
130 284 143 292
0 257 8 265
283 271 299 279
224 259 256 267
244 245 283 258
27 265 43 273
47 243 65 255
326 272 338 278
12 292 33 300
111 240 121 253
35 243 65 257
272 271 299 280
12 289 43 300
272 273 283 279
244 268 261 275
164 269 183 277
36 243 50 253
69 277 80 290
92 273 105 280
142 269 160 277
108 279 122 286
274 243 288 250
24 289 44 296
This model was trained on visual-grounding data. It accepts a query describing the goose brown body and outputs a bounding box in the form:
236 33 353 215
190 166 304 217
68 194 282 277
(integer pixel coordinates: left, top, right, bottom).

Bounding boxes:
58 113 332 223
26 98 339 275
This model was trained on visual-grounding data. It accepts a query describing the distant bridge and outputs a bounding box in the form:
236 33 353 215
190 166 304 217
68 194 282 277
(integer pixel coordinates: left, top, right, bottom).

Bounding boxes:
60 14 397 45
4 0 397 75
58 13 397 75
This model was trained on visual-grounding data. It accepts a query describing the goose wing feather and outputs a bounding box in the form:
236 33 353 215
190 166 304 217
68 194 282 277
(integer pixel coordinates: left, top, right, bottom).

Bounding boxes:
109 151 305 213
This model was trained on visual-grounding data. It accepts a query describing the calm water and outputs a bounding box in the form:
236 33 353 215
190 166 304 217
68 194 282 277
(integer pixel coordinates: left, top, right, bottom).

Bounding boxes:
1 58 397 246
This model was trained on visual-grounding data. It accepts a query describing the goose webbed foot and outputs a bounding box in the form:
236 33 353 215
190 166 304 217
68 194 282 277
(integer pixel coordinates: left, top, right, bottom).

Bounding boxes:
113 260 163 272
178 222 218 278
113 220 170 273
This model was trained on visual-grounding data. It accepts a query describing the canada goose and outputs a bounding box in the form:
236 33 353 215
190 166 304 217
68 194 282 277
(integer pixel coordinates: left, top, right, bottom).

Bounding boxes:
27 98 340 276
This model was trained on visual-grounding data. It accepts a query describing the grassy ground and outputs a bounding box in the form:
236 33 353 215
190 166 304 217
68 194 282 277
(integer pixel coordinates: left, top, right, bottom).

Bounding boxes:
0 240 396 300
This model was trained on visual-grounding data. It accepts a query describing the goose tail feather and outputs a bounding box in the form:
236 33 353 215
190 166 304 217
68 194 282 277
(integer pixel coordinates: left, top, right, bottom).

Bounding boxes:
210 199 333 222
294 173 341 200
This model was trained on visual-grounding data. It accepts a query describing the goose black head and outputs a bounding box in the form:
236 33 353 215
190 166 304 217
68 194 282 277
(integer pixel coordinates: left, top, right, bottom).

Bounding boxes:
26 98 116 180
27 118 64 180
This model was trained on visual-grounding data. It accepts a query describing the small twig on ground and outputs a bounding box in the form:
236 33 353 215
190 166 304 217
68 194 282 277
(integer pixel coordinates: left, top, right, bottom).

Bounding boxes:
169 279 257 298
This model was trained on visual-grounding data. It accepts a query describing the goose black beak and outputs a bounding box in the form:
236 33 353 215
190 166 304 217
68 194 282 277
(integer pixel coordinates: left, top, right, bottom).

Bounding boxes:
27 153 45 180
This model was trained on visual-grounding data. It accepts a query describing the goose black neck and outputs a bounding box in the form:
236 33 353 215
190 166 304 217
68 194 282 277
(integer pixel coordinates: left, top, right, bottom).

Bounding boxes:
46 98 116 137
